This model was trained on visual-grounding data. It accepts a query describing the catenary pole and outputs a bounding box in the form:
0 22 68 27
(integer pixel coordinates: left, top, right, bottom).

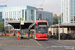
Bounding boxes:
58 20 60 41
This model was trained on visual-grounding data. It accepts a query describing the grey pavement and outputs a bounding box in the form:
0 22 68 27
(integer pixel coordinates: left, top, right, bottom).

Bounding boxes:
0 38 75 50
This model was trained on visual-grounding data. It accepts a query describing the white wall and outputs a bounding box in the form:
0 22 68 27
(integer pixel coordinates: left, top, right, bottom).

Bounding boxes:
49 28 68 35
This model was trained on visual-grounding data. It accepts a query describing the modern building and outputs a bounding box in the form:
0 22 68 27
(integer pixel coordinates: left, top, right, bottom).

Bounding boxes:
50 0 75 34
0 5 53 31
0 6 36 30
36 10 53 27
61 0 75 23
53 17 61 23
0 12 4 23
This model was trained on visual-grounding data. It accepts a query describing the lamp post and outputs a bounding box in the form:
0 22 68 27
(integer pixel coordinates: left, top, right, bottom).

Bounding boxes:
58 20 60 41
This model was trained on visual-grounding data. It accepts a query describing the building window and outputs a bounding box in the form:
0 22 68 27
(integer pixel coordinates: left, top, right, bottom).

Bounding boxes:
66 0 68 4
22 10 24 18
14 12 16 15
71 16 73 21
25 9 27 21
5 12 6 16
13 12 14 15
10 18 13 20
6 18 8 20
74 4 75 9
66 11 68 16
17 11 21 15
71 10 73 15
71 22 73 23
74 16 75 21
74 0 75 3
31 10 34 21
71 4 73 9
39 14 42 20
74 10 75 15
67 17 68 21
66 5 68 10
9 12 10 16
7 12 8 16
10 12 12 16
71 0 74 3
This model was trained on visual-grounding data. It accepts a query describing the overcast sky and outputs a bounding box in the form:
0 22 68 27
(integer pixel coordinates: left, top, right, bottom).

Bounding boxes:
0 0 61 15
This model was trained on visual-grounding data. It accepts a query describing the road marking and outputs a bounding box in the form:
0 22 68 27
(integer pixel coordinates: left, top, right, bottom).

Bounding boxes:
48 40 66 46
46 47 50 48
34 40 43 47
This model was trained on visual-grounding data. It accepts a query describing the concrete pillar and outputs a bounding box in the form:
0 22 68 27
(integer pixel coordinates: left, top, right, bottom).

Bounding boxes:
62 27 64 33
55 28 56 35
52 28 53 35
69 28 71 33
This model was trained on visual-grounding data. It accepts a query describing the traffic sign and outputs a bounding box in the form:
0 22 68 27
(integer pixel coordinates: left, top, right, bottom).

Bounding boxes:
21 18 24 21
21 18 24 25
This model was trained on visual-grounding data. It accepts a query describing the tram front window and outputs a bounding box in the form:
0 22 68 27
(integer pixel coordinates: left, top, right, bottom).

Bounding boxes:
38 23 47 33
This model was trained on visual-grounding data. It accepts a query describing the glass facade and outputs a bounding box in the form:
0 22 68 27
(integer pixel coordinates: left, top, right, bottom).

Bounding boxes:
0 6 36 30
71 4 73 9
62 0 75 23
70 0 75 23
71 10 73 15
71 0 74 3
0 12 4 23
0 6 36 21
36 11 53 27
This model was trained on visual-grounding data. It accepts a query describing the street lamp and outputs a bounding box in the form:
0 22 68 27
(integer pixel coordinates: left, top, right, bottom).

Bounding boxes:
58 20 60 41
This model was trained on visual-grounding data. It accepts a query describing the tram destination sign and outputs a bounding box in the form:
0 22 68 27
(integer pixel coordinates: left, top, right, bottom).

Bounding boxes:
0 5 7 7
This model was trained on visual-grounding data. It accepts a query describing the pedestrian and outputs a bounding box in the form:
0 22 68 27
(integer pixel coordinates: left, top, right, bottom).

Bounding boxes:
28 29 30 40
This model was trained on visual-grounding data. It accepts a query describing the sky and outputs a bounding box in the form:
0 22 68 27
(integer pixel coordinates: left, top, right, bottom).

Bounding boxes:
0 0 61 16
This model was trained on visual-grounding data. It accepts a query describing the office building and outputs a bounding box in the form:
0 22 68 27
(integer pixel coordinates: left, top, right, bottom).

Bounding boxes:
61 0 75 23
0 6 36 30
0 12 4 23
0 5 53 30
36 10 53 27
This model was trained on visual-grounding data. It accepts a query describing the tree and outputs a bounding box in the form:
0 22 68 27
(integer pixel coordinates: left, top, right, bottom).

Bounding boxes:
53 18 58 25
0 22 4 31
59 14 61 17
53 14 57 17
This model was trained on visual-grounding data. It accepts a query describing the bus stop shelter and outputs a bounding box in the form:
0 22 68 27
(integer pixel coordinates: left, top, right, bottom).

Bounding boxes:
7 20 33 29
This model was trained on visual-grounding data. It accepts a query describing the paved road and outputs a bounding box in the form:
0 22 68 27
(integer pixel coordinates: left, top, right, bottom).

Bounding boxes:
0 38 74 50
0 38 42 47
38 39 75 50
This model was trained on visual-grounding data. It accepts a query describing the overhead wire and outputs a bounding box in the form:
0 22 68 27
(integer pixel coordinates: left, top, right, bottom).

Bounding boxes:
39 0 45 8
